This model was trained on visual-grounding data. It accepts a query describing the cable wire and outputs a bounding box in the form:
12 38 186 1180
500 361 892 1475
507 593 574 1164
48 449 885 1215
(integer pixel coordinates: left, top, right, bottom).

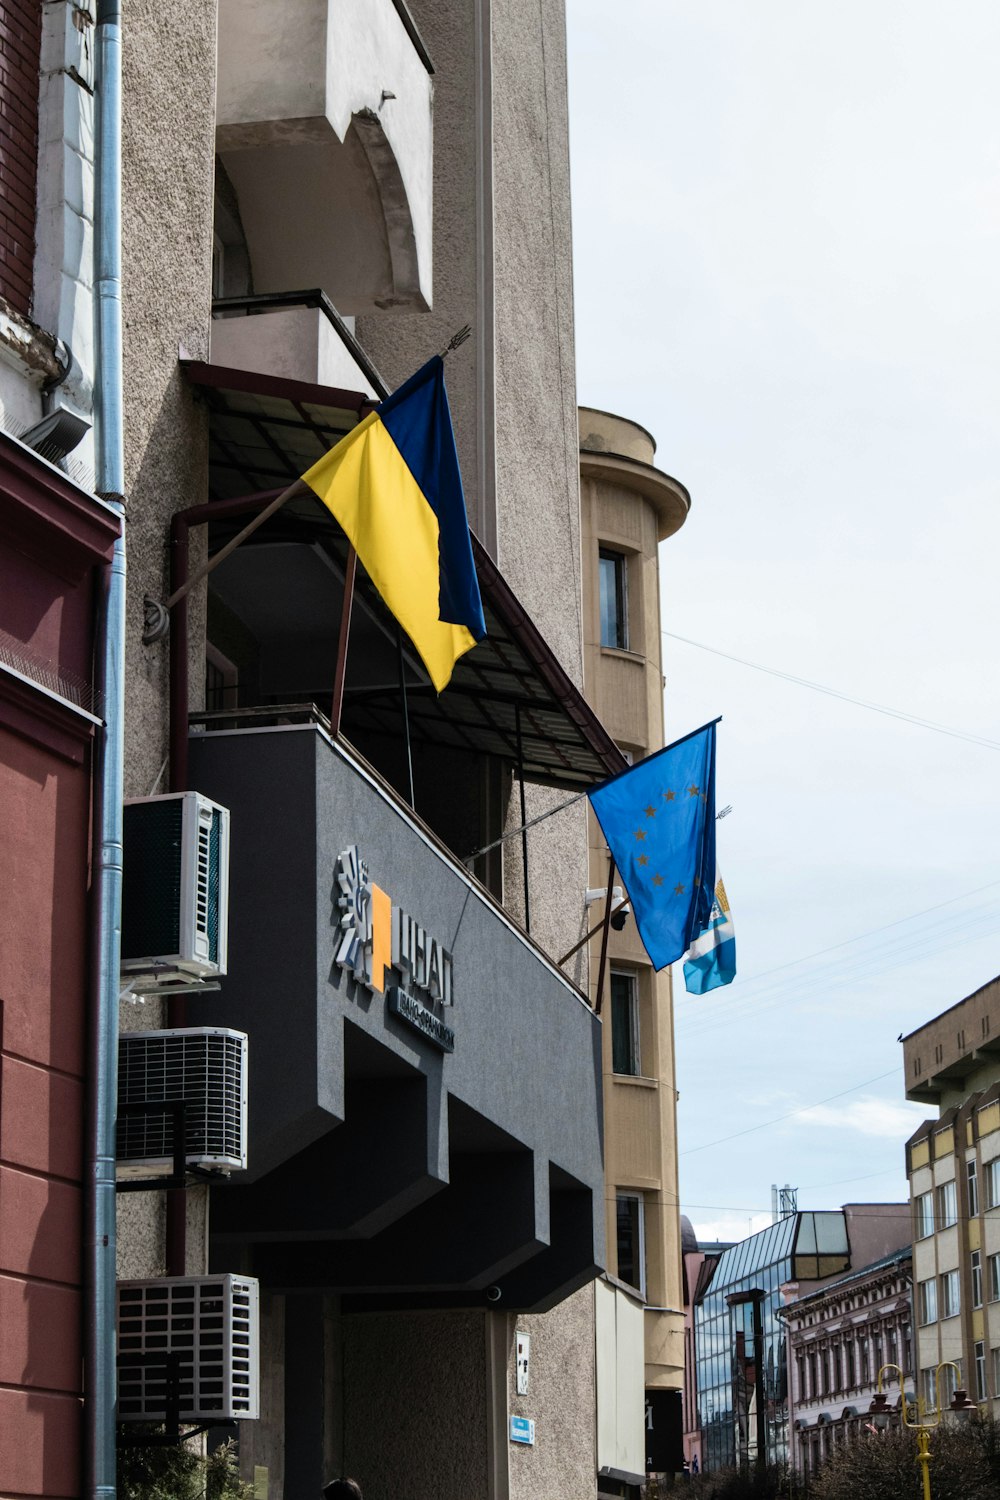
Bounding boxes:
679 1068 901 1156
663 629 1000 751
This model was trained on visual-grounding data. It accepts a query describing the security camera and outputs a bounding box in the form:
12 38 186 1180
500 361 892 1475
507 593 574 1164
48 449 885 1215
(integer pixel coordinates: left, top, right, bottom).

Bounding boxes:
486 1285 502 1303
610 904 631 932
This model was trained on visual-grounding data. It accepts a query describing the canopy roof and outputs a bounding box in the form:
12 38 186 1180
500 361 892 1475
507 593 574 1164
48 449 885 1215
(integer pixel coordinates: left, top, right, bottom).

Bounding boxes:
183 361 625 791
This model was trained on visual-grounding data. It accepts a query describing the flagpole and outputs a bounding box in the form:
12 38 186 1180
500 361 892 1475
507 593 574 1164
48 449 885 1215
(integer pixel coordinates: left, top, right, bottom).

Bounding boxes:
465 715 723 865
557 893 629 968
397 623 416 807
594 859 617 1015
515 705 531 935
330 545 357 737
162 479 309 612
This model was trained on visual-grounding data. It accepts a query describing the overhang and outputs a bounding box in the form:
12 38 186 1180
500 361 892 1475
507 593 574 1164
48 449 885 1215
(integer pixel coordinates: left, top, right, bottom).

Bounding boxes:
183 360 626 791
187 723 605 1312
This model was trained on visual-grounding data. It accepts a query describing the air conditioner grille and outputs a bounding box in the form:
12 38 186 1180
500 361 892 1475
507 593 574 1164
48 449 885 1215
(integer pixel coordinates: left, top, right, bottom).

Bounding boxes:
117 1029 246 1171
117 1275 259 1421
121 799 183 961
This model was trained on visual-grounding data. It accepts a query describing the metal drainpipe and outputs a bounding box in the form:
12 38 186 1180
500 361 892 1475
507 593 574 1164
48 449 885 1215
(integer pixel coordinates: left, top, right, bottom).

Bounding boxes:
88 4 124 1500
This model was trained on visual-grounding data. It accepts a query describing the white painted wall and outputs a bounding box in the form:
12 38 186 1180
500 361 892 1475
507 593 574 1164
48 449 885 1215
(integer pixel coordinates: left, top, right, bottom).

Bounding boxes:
596 1278 646 1482
216 0 432 312
210 307 379 397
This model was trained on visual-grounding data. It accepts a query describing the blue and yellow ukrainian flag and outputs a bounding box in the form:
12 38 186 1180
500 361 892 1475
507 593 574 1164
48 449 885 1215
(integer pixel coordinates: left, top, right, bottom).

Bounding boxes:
302 355 486 692
588 721 717 971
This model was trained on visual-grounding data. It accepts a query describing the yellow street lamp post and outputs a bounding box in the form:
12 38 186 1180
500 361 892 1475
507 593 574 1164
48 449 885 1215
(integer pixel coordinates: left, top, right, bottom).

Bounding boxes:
868 1361 976 1500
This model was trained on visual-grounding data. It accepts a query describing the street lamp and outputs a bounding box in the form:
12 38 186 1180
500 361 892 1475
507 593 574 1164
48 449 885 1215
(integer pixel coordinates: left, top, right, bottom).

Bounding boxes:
868 1361 976 1500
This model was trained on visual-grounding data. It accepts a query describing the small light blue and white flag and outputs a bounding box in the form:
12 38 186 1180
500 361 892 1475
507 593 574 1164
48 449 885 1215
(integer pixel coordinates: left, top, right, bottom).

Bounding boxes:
682 869 736 994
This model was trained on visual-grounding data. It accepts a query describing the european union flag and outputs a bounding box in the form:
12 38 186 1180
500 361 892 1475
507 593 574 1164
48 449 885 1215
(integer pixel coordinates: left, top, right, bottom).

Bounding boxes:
588 722 717 971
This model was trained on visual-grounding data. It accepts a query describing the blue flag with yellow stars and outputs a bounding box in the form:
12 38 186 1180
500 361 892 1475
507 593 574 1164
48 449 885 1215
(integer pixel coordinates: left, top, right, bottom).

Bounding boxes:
588 722 717 971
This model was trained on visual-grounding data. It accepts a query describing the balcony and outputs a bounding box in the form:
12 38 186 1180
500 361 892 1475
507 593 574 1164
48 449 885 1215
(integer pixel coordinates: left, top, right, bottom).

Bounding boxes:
187 720 605 1312
210 291 388 401
216 0 433 314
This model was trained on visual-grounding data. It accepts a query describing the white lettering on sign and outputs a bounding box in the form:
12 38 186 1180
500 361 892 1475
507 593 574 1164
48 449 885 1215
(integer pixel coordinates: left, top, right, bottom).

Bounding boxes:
394 909 453 1005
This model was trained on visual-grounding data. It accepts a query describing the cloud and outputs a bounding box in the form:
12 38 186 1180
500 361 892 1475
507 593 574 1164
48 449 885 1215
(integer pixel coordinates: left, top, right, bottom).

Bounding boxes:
797 1096 928 1139
685 1210 774 1247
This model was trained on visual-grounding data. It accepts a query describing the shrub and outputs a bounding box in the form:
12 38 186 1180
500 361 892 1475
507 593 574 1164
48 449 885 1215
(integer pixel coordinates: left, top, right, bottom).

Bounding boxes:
811 1417 1000 1500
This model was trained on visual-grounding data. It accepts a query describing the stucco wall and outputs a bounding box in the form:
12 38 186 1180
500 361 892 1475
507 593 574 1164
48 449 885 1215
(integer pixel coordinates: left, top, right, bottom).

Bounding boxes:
116 0 218 1277
343 1310 491 1500
508 1287 597 1500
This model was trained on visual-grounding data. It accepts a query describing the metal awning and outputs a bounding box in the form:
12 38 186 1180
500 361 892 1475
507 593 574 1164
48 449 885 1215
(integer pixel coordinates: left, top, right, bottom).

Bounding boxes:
182 361 625 790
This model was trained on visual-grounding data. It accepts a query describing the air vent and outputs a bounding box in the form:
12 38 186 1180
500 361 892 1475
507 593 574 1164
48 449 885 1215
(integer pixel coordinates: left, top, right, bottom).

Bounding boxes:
117 1275 259 1422
117 1028 248 1177
121 792 230 984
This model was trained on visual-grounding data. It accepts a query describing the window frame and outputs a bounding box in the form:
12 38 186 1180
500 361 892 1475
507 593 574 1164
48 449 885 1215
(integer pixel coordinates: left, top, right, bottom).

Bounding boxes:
939 1268 960 1320
609 967 641 1077
918 1277 938 1325
615 1189 646 1298
914 1191 934 1240
967 1158 980 1218
975 1340 987 1402
598 547 629 651
988 1251 1000 1302
986 1158 1000 1210
935 1179 957 1229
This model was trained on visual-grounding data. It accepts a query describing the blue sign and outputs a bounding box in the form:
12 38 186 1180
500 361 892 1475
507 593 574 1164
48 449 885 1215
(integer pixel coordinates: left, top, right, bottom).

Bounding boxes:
509 1416 535 1446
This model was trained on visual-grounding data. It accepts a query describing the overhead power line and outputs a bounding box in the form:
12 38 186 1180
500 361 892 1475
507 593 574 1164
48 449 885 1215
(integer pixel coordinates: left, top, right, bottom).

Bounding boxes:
675 876 1000 1039
663 629 1000 752
679 1067 900 1157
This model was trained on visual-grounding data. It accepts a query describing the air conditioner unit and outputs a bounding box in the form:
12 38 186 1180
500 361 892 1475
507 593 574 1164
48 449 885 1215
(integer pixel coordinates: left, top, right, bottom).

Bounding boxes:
121 791 230 982
117 1274 259 1422
116 1027 248 1177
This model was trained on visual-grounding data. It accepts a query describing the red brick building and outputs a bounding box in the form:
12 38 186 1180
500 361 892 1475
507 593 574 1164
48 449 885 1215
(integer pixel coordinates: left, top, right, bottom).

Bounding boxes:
0 434 118 1493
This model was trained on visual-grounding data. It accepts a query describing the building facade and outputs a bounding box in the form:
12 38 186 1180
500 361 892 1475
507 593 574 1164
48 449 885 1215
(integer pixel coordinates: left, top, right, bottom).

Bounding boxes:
904 975 1000 1415
0 3 120 1495
680 1220 731 1472
578 406 691 1489
781 1246 913 1476
692 1203 910 1473
0 3 695 1499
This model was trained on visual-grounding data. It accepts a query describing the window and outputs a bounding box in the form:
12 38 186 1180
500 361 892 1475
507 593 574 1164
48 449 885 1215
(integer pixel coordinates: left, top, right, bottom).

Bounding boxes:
939 1269 960 1319
205 643 238 711
610 969 640 1076
967 1159 980 1218
616 1191 645 1296
914 1192 934 1239
918 1278 937 1325
975 1341 987 1401
843 1339 854 1389
939 1361 959 1405
935 1179 957 1228
988 1252 1000 1302
599 548 628 649
887 1328 897 1367
921 1367 937 1412
972 1249 983 1309
986 1158 1000 1210
993 1347 1000 1400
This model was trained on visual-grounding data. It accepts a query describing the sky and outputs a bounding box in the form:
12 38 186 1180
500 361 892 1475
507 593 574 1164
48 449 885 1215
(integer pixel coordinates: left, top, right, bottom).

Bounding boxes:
566 2 1000 1244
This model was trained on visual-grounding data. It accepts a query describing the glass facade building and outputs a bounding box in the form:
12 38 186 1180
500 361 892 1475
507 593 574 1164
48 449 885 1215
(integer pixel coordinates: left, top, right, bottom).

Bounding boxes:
694 1213 850 1472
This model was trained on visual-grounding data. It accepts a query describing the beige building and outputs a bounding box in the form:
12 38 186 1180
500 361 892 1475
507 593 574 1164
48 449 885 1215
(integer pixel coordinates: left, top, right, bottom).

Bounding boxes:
904 974 1000 1414
579 407 692 1481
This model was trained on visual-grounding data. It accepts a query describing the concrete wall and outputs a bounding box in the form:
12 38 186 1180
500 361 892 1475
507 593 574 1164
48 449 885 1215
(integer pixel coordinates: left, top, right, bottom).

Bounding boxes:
508 1287 597 1500
217 0 433 311
343 1310 492 1500
115 0 218 1279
